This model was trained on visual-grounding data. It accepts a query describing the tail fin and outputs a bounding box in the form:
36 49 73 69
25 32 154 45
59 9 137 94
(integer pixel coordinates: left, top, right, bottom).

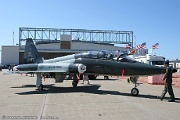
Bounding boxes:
23 38 43 63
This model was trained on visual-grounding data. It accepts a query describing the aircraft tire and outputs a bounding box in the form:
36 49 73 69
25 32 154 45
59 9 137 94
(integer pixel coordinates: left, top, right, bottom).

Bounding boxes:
131 88 139 96
72 81 78 87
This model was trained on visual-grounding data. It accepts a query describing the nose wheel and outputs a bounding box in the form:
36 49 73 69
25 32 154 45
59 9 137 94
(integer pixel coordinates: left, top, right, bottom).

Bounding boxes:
131 88 139 96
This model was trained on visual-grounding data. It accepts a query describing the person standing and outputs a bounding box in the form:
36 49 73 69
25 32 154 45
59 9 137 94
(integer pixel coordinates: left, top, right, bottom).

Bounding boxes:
82 75 90 84
8 65 11 73
160 60 175 102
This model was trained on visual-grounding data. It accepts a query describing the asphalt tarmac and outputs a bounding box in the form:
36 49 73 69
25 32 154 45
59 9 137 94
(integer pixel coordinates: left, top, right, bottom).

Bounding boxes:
0 70 180 120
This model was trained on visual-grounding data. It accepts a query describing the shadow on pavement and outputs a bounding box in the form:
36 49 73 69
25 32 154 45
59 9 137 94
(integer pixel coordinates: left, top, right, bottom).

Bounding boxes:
94 78 117 81
14 84 180 103
11 84 54 88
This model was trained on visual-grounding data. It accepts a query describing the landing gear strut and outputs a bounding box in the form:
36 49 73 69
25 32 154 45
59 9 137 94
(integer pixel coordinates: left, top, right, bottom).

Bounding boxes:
36 73 44 91
38 84 44 91
72 74 78 87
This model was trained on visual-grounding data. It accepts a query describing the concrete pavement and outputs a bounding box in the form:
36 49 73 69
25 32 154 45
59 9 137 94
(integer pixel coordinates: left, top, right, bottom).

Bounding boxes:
0 71 180 120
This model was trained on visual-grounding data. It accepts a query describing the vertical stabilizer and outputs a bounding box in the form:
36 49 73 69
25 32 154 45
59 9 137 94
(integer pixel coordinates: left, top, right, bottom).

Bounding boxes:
23 38 43 63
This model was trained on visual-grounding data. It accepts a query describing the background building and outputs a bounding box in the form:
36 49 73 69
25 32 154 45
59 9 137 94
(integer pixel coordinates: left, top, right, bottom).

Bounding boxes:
1 27 134 65
169 60 180 72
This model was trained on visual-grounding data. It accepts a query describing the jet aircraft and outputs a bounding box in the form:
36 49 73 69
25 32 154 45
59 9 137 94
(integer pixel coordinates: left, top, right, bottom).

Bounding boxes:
14 38 176 96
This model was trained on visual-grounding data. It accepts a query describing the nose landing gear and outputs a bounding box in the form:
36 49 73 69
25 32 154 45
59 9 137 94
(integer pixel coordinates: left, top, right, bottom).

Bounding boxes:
128 76 142 96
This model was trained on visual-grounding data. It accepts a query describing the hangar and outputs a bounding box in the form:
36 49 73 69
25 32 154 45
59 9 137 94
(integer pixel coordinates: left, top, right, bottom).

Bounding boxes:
1 27 134 65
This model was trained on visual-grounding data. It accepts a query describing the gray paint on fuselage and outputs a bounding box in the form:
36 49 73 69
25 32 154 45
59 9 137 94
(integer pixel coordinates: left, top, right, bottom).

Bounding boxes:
44 54 76 63
36 62 70 73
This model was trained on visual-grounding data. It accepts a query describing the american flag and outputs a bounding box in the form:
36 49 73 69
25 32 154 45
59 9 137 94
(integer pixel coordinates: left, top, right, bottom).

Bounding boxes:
136 42 146 49
152 43 159 49
125 43 132 49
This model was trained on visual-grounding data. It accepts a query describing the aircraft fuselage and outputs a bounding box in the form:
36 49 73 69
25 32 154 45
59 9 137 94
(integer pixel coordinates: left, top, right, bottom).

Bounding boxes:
74 58 166 76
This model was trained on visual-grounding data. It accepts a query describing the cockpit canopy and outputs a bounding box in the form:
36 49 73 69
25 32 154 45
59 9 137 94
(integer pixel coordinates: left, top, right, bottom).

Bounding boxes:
75 50 137 63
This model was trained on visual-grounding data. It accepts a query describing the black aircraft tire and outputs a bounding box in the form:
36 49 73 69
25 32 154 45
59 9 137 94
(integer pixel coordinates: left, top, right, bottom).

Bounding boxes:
72 81 78 87
131 88 139 96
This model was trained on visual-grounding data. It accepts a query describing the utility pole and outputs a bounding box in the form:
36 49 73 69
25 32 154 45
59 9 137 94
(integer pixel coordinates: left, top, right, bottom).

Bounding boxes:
13 31 14 46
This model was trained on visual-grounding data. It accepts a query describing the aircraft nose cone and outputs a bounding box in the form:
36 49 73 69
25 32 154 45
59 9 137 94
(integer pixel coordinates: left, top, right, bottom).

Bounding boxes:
154 66 166 74
141 64 166 75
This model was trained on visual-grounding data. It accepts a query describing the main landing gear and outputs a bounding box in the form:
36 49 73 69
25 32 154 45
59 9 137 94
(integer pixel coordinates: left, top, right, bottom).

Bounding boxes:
72 74 78 87
72 81 78 87
38 84 44 91
36 73 44 91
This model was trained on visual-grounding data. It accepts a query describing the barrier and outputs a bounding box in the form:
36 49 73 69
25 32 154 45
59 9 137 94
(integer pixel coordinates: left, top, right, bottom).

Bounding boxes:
148 74 165 85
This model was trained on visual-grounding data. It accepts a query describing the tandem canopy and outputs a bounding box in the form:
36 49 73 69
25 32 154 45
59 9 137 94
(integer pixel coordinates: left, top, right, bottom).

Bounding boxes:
75 50 137 62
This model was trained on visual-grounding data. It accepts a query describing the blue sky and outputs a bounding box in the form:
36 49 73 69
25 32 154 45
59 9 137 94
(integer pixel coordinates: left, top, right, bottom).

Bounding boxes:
0 0 180 61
